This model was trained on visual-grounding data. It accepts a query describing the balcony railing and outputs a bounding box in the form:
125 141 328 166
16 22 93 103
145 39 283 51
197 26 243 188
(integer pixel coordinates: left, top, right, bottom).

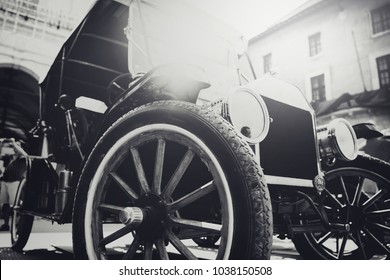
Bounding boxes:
0 0 80 41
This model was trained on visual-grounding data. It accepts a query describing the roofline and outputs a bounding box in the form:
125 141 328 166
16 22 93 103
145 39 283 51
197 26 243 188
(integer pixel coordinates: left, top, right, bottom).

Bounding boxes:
249 0 333 43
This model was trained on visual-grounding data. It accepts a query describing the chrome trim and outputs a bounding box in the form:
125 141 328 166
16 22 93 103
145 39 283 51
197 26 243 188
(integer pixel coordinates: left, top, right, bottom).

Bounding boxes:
318 118 358 161
255 143 261 165
310 108 324 178
265 175 314 188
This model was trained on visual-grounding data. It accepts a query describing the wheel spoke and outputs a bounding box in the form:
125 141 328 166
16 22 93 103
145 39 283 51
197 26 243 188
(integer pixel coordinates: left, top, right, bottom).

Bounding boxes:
166 230 197 260
98 203 124 214
366 209 390 216
167 181 215 213
131 148 151 194
99 225 135 247
316 231 334 245
335 234 340 254
364 228 390 254
337 233 348 259
123 235 142 260
323 189 344 208
169 216 222 233
163 149 194 199
109 172 139 201
155 238 169 260
153 139 166 195
339 176 351 206
366 221 390 232
144 242 153 260
349 232 358 244
363 189 385 212
352 176 364 206
356 231 367 259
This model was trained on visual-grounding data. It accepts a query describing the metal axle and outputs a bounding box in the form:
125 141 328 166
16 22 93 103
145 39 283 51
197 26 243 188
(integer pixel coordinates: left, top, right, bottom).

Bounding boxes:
119 207 144 226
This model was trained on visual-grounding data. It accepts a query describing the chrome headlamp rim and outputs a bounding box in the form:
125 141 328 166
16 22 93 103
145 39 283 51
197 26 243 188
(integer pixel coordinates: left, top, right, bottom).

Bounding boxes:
329 118 358 161
225 88 270 144
318 118 358 162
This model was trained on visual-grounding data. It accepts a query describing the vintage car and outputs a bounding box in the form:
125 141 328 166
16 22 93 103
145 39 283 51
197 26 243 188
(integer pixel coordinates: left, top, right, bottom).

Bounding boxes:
2 0 390 260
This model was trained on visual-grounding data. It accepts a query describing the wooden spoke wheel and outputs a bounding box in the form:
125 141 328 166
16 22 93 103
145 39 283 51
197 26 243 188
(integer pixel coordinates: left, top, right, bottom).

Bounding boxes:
72 101 272 260
293 155 390 259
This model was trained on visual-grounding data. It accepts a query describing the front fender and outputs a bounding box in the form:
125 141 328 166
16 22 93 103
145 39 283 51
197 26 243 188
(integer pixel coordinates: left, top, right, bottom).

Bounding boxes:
99 64 210 135
352 122 383 140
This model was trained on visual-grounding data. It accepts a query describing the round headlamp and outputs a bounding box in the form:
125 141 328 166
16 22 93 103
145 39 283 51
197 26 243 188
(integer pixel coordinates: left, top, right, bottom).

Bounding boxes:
224 88 270 144
318 118 358 161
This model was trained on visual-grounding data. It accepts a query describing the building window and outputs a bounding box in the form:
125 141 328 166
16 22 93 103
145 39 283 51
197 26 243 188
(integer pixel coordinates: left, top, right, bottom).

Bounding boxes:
377 54 390 88
308 32 321 57
311 74 326 102
371 5 390 34
263 53 272 73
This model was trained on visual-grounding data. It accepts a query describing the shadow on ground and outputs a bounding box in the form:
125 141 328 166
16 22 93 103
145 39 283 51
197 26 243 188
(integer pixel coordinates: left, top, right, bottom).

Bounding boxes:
0 247 73 260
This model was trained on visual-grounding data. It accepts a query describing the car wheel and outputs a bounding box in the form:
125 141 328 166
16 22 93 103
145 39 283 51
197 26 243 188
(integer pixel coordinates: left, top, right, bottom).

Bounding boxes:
293 155 390 259
72 101 272 260
11 179 34 252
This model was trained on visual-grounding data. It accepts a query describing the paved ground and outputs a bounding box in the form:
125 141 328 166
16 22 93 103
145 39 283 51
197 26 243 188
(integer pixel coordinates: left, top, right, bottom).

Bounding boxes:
0 218 301 260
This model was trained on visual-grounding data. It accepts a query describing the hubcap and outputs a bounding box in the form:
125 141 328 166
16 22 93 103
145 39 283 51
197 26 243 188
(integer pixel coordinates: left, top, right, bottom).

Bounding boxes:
119 207 144 226
348 206 364 231
133 193 168 242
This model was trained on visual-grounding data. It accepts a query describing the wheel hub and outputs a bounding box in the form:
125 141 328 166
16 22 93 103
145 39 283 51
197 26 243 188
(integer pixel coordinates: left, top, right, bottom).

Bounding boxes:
346 206 364 231
119 207 144 226
122 193 168 242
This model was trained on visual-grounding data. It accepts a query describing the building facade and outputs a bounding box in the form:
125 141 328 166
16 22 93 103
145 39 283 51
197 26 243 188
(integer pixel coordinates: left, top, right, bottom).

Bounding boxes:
0 0 93 81
248 0 390 103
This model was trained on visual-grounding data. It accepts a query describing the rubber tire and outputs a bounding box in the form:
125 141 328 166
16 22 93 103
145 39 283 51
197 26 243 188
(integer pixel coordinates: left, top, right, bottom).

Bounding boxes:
72 100 273 260
11 179 34 252
293 155 390 259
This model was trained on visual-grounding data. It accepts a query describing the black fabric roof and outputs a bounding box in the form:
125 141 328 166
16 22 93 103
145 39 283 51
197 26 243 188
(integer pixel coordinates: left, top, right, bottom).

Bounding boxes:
40 0 129 111
1 0 128 142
